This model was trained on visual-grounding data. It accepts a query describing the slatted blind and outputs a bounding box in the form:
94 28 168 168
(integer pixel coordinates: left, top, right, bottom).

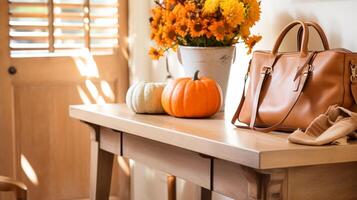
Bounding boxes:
9 0 119 56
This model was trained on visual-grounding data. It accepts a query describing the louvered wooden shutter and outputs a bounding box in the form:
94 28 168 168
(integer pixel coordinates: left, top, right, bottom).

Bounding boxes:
9 0 119 55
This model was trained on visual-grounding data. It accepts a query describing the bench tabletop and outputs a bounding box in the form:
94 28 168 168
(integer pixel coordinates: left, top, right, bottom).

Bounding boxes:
69 104 357 169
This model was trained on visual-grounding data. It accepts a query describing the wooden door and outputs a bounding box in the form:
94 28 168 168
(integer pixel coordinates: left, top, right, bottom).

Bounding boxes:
0 0 129 199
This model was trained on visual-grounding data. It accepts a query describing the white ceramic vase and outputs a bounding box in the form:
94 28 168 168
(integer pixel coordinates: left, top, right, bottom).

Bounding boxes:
177 46 236 107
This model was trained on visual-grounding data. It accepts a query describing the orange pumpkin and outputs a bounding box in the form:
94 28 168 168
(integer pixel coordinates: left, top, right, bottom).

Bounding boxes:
161 70 222 118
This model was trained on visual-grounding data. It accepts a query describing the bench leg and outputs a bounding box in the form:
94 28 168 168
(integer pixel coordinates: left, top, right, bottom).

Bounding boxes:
167 175 176 200
89 125 114 200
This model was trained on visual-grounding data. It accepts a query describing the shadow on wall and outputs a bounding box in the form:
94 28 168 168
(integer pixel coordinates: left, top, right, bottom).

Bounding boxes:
260 12 343 52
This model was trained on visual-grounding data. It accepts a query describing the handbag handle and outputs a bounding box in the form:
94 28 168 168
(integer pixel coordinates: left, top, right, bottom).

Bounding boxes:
272 20 309 56
297 21 330 51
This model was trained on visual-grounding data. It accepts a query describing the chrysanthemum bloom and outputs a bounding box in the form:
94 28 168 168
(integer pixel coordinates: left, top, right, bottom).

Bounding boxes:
175 18 189 37
151 7 163 21
240 23 251 38
243 0 261 26
165 12 177 25
203 0 221 14
153 30 165 46
149 47 164 60
189 19 207 38
148 0 261 59
245 35 262 54
209 21 226 41
163 25 177 45
172 4 187 17
220 0 245 27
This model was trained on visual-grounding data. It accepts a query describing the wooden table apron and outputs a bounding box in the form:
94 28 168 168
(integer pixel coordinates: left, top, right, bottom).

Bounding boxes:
69 104 357 200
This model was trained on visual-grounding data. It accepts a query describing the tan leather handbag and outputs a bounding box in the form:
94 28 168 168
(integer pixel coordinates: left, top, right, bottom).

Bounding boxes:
231 20 357 132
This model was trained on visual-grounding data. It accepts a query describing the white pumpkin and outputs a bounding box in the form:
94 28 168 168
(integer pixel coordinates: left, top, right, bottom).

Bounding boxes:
126 81 166 114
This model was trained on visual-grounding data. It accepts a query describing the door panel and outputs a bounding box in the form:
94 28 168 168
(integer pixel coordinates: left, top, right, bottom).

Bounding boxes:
0 0 129 199
14 81 119 199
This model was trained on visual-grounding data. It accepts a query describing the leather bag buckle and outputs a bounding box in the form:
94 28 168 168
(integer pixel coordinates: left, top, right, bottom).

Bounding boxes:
294 64 312 92
304 64 313 75
261 66 272 75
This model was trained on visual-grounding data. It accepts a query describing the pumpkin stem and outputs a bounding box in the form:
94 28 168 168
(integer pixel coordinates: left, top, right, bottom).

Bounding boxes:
193 70 200 81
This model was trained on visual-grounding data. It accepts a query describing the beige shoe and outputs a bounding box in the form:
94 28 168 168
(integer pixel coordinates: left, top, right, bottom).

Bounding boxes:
288 105 357 146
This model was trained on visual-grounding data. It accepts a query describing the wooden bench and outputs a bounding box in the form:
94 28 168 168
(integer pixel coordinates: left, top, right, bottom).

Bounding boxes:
70 104 357 200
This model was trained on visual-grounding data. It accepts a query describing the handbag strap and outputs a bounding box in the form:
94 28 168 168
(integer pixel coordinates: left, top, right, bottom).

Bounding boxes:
297 21 330 51
249 59 276 128
230 67 249 125
230 55 279 126
272 20 309 57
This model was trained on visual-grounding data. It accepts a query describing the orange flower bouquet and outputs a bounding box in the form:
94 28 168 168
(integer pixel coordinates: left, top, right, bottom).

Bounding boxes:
149 0 262 60
148 0 262 104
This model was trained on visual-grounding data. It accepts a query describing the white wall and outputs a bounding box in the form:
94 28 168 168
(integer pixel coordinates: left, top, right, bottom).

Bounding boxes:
128 0 357 199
